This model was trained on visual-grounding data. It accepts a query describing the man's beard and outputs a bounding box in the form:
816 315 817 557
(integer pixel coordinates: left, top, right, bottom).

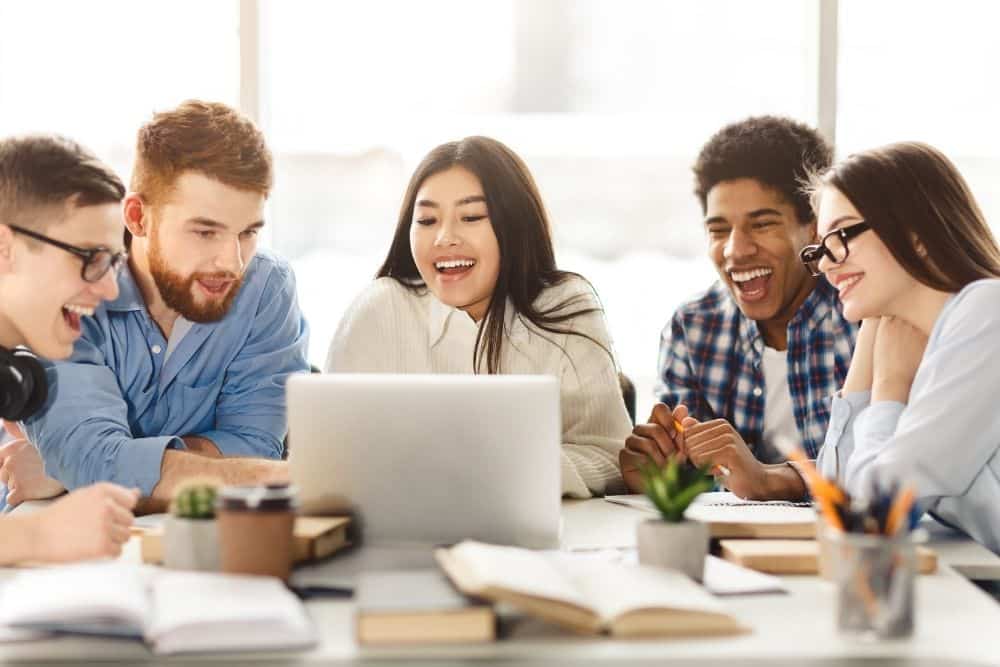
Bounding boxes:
148 233 243 323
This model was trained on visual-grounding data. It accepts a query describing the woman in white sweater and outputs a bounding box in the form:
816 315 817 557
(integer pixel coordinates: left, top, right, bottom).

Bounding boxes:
804 142 1000 553
326 136 631 498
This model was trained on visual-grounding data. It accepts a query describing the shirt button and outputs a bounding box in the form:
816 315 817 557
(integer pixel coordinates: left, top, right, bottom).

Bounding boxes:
151 345 162 354
753 386 763 397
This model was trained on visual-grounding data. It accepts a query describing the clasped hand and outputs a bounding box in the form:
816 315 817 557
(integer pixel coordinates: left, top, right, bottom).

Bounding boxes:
621 403 767 498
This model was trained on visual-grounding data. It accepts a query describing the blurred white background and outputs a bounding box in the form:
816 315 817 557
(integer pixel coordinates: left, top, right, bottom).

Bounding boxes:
2 0 999 418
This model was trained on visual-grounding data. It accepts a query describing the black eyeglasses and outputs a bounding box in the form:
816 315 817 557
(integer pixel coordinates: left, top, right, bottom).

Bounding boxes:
799 221 871 277
9 224 127 283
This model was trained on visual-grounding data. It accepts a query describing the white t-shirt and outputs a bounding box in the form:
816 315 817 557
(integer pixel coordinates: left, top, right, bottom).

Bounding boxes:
759 346 798 464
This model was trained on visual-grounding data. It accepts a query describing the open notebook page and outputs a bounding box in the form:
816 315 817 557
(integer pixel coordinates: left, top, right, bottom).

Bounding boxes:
446 542 590 610
0 563 151 637
564 560 727 624
146 571 315 655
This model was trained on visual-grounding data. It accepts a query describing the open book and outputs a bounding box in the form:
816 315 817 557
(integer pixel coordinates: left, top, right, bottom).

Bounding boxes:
436 541 746 638
0 563 315 655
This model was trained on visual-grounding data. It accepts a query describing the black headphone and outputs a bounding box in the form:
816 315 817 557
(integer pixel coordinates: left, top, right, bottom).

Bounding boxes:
0 346 48 422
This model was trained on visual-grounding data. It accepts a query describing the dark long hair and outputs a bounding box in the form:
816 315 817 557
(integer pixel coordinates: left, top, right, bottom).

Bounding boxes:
816 141 1000 291
377 136 608 373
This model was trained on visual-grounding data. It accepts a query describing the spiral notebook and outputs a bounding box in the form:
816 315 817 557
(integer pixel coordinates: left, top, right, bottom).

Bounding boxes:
605 492 816 539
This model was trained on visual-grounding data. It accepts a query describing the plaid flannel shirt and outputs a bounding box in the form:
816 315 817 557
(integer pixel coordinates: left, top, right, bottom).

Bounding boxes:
656 278 857 459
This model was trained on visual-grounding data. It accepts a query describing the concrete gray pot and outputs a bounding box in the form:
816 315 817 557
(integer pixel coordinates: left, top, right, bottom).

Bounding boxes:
636 518 709 582
163 516 220 571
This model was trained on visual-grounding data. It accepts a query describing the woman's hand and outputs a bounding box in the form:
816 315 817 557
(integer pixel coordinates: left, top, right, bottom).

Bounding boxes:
842 318 881 394
28 483 139 562
872 316 928 403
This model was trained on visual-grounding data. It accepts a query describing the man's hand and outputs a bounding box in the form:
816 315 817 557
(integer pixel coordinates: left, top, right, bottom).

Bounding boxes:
0 437 66 506
181 435 223 458
683 419 769 499
620 402 689 492
872 316 928 403
28 483 139 562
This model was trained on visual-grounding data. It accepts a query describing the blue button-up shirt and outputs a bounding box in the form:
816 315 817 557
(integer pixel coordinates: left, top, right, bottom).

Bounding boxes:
24 248 310 495
656 277 857 459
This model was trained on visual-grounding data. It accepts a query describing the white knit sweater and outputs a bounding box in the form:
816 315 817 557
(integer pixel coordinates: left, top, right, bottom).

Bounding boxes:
325 277 631 498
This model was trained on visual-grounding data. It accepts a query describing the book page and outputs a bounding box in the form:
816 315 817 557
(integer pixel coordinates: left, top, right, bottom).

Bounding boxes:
0 563 150 636
567 561 727 625
702 555 785 596
146 570 315 654
447 542 590 610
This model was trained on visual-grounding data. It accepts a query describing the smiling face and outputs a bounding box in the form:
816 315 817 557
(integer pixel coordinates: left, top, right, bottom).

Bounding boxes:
409 166 501 321
139 171 264 323
815 186 919 321
0 201 122 359
705 178 817 340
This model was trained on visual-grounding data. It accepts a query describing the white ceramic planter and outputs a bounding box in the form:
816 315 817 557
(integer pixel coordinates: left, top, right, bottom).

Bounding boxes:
636 518 709 582
163 516 220 571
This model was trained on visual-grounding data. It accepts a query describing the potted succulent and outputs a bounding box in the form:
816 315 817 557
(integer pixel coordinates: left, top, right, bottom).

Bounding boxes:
163 478 221 571
636 456 715 582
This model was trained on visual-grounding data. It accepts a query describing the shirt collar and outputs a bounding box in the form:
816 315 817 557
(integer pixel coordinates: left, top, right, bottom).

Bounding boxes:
105 262 147 312
734 277 840 354
427 295 526 349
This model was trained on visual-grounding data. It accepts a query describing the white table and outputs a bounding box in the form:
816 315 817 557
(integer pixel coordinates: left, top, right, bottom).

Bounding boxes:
2 499 999 665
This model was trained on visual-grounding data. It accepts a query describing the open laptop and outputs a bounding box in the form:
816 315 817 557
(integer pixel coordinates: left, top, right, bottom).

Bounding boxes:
286 373 562 550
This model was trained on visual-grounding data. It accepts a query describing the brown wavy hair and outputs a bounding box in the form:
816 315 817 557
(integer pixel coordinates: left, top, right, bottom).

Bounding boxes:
814 141 1000 291
126 100 272 246
377 136 610 374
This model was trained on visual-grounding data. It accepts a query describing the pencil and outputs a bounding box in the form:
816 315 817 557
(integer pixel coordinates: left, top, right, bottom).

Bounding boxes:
885 487 916 535
786 448 846 505
817 495 844 531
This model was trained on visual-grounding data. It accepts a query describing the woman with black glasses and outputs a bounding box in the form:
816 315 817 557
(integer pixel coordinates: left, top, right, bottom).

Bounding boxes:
805 141 1000 554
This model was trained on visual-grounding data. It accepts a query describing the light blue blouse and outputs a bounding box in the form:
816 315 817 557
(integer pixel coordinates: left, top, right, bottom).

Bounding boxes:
817 279 1000 553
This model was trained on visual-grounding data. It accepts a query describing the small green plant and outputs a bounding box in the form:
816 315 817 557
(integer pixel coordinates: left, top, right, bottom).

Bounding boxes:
641 456 715 522
170 479 220 520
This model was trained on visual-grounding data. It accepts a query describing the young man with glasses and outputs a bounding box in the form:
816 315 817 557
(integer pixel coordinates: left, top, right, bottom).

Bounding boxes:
6 101 309 509
0 134 138 563
621 116 857 500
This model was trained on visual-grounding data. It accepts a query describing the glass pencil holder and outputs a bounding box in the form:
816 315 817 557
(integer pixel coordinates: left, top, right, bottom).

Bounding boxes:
824 527 924 639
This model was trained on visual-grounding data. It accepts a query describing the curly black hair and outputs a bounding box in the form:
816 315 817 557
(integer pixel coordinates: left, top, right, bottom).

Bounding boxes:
693 116 833 224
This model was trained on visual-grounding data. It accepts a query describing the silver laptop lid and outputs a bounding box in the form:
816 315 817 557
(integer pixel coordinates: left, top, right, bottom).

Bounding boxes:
287 373 561 549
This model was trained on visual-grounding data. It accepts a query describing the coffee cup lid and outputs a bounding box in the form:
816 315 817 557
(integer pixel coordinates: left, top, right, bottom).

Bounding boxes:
216 484 299 511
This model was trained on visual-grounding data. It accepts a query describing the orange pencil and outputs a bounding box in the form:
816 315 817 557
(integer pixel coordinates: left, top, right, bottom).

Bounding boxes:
817 495 844 531
786 448 846 505
885 487 916 535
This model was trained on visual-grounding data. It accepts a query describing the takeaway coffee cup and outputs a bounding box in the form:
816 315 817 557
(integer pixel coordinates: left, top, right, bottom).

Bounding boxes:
216 484 298 580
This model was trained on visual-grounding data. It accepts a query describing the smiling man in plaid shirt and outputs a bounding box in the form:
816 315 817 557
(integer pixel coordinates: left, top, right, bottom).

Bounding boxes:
622 116 857 500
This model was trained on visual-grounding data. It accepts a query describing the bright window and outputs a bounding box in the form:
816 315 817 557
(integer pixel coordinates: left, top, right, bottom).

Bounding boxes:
259 1 816 413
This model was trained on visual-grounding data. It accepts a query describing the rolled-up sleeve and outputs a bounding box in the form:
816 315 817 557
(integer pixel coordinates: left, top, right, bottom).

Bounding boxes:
817 390 871 481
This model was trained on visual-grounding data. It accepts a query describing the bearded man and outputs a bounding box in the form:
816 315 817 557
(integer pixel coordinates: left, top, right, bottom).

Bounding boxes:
12 101 308 506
